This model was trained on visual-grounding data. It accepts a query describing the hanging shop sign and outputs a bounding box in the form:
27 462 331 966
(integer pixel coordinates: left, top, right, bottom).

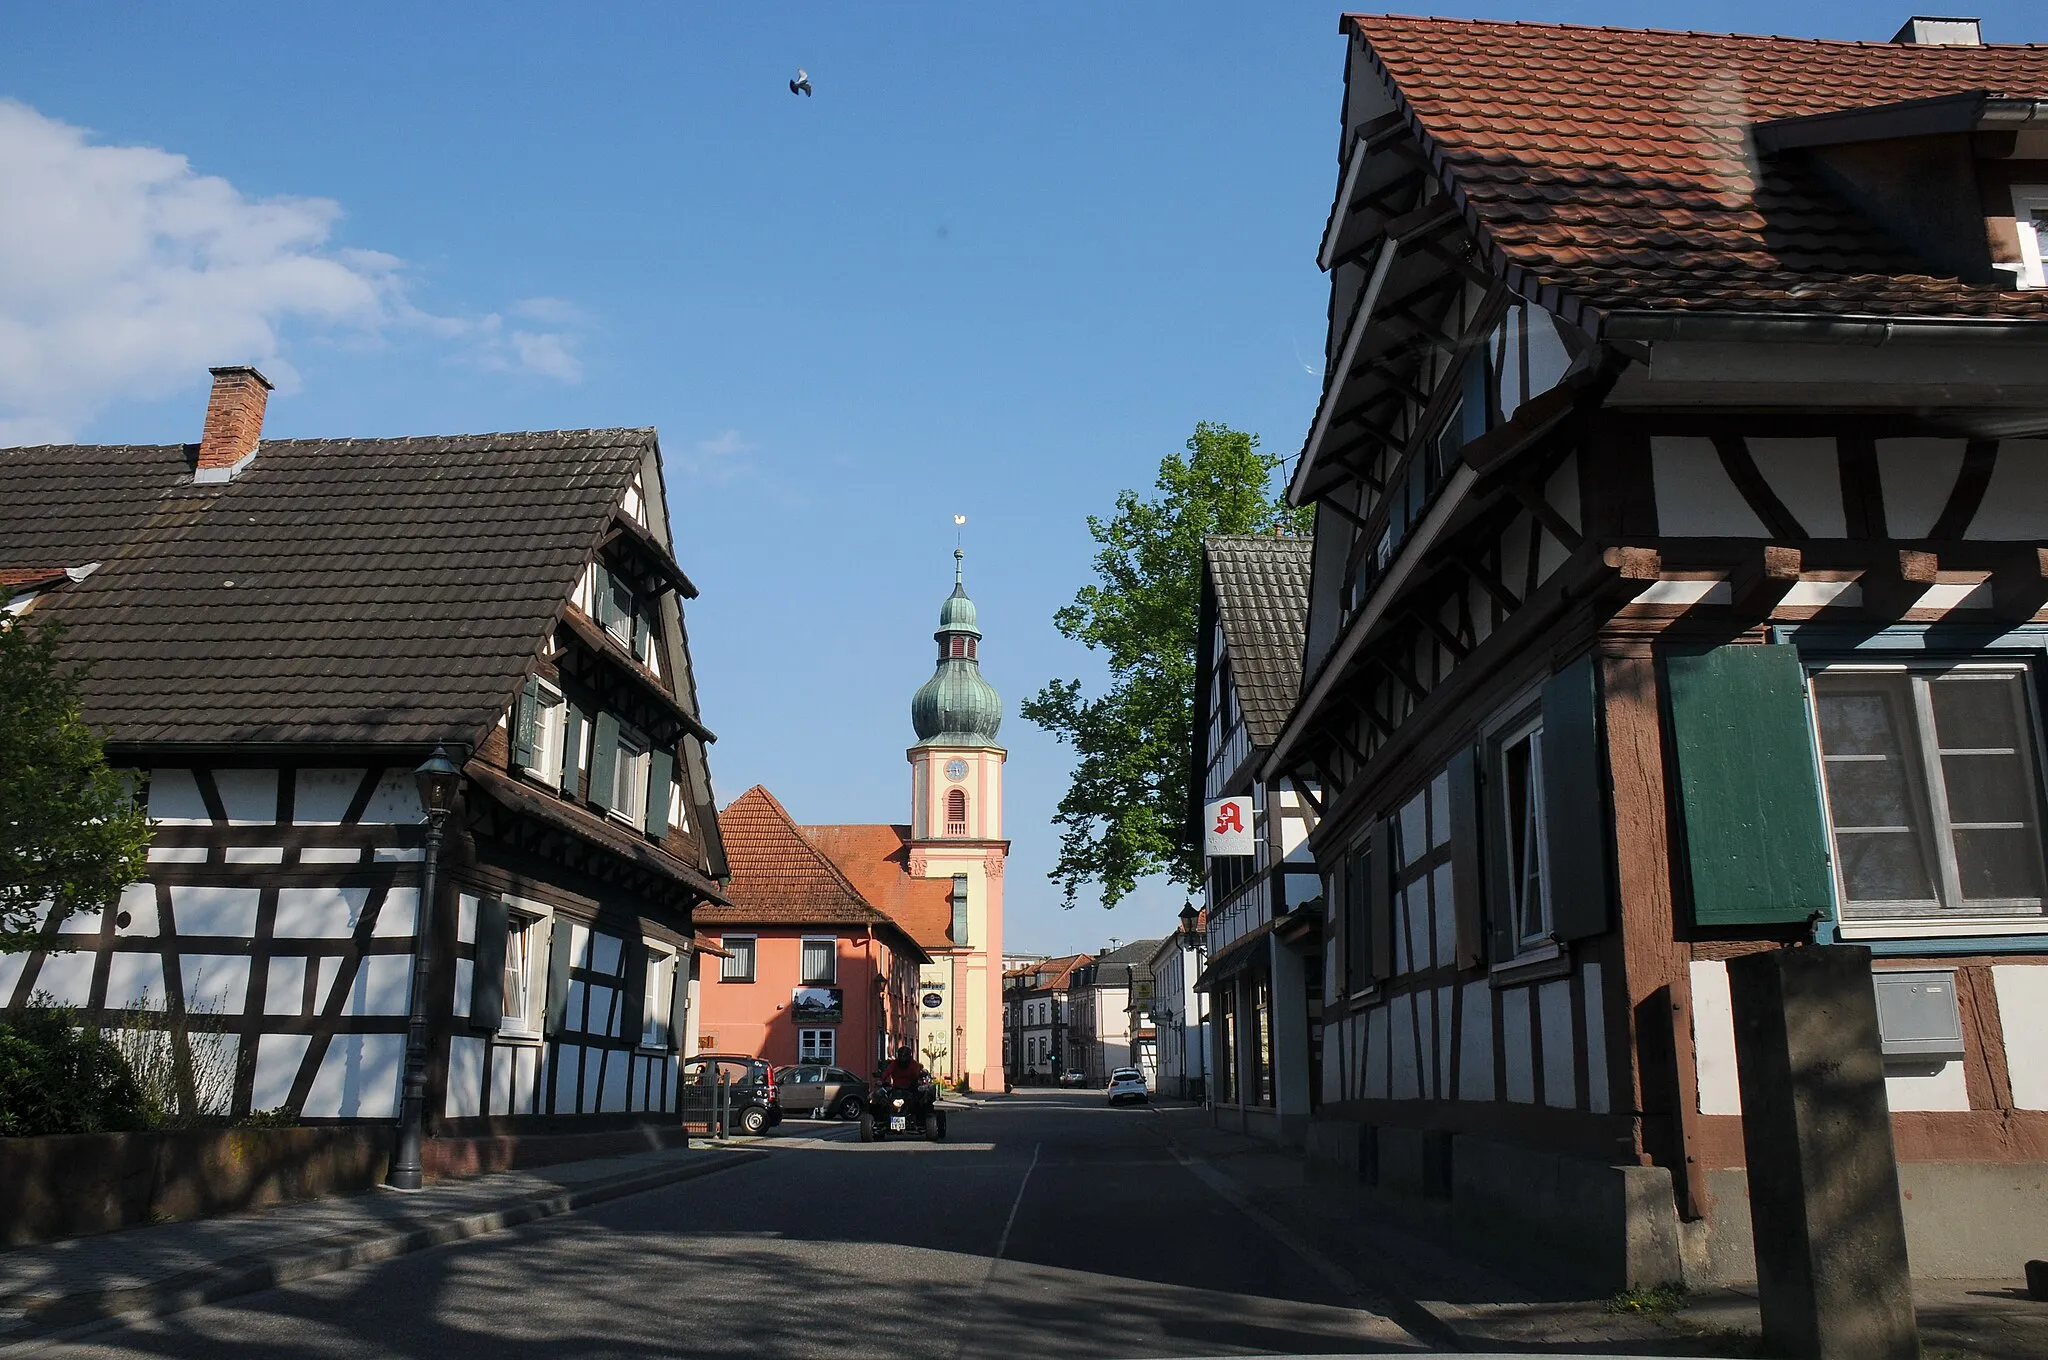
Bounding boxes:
1204 796 1255 856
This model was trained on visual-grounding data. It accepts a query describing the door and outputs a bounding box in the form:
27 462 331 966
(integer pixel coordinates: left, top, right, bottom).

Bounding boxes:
822 1067 864 1114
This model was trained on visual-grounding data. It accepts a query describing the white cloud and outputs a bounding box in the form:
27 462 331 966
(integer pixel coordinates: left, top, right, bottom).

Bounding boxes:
673 428 755 483
0 99 582 441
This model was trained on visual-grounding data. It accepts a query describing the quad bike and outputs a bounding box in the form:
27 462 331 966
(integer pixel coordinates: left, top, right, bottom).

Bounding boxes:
860 1076 947 1142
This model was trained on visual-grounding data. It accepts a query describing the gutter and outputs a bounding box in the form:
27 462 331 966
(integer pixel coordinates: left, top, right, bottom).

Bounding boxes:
1602 312 2048 347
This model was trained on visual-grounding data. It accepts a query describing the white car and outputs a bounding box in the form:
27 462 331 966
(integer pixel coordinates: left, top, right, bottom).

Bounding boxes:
1106 1068 1148 1105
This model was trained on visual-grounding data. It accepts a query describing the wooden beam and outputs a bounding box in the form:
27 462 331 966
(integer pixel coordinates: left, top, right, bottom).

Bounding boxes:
1991 546 2048 621
1460 552 1522 613
1508 477 1585 553
1863 548 1941 616
1406 601 1471 661
1285 773 1326 817
1730 544 1803 615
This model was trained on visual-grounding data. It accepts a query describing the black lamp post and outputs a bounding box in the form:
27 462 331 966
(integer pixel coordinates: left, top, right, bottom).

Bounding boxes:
386 744 463 1191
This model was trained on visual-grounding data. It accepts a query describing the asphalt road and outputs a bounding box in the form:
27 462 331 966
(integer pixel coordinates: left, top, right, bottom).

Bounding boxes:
42 1091 1428 1359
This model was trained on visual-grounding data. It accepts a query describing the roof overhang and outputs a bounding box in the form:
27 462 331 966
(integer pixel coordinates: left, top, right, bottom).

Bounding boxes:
1753 89 2048 153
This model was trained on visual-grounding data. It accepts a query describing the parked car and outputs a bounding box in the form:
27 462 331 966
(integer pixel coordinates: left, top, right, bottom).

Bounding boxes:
1058 1070 1088 1086
681 1054 783 1135
1107 1068 1148 1105
773 1063 870 1121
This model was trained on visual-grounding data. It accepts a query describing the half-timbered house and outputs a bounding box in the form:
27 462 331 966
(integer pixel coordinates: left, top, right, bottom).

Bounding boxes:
1188 534 1323 1144
0 367 728 1150
1276 17 2048 1286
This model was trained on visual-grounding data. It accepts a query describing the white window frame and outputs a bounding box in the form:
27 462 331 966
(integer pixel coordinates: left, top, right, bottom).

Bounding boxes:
800 935 838 986
606 575 636 648
798 1028 835 1064
641 945 675 1049
1810 660 2048 939
499 904 549 1040
523 679 567 786
1495 712 1553 955
2011 186 2048 289
720 935 757 982
612 729 649 830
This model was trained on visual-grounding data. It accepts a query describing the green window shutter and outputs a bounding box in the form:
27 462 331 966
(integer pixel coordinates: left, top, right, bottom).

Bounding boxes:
470 898 509 1031
562 704 585 794
1543 656 1612 942
646 745 675 836
588 712 620 812
1368 818 1394 980
593 562 616 628
1666 645 1833 926
1448 744 1486 967
622 936 648 1047
632 605 648 659
543 917 576 1039
512 676 539 769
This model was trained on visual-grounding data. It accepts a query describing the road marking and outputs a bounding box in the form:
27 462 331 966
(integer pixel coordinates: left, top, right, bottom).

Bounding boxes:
991 1141 1039 1266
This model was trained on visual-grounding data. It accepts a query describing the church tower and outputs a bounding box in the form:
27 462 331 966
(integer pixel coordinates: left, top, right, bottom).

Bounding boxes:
907 549 1007 1091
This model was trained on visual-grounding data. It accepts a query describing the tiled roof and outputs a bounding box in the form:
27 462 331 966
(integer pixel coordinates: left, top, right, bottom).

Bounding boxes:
1206 535 1313 749
1346 15 2048 321
704 787 892 926
799 823 956 953
1082 938 1162 989
2 431 652 748
1007 952 1093 992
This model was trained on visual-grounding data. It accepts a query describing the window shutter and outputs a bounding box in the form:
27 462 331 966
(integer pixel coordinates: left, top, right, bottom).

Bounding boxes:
512 677 539 769
1368 818 1394 980
1666 645 1833 926
1448 744 1486 967
1543 656 1612 942
632 605 648 659
470 898 509 1031
667 963 686 1051
593 562 616 628
543 917 576 1038
622 936 648 1047
588 712 620 812
646 745 675 836
563 704 586 793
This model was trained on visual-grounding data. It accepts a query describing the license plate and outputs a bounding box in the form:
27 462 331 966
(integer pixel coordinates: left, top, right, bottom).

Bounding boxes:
889 1116 906 1131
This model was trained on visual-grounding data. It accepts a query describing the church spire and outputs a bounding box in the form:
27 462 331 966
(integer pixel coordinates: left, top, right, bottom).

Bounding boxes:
912 548 1002 747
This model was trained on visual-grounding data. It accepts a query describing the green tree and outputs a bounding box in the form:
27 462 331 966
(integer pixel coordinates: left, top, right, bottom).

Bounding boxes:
1023 422 1311 907
0 619 151 951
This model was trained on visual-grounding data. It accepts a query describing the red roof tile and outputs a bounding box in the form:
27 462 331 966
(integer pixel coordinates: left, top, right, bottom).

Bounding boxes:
705 788 927 963
799 823 957 953
1345 15 2048 321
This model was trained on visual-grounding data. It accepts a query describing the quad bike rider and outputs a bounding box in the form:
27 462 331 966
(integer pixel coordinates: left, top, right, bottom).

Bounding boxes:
862 1046 947 1142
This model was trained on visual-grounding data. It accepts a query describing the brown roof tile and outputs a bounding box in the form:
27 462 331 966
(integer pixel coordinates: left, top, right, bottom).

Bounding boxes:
799 823 957 953
1206 535 1312 749
1345 15 2048 321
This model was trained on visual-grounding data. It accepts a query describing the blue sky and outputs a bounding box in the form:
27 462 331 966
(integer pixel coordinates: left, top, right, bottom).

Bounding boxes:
2 2 2038 955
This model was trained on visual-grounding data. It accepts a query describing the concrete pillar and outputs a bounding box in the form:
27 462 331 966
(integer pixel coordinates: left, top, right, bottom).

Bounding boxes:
1270 937 1311 1145
1727 946 1917 1360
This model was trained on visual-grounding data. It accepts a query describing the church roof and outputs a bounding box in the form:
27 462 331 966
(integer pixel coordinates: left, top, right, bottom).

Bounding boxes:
703 787 930 960
800 823 959 953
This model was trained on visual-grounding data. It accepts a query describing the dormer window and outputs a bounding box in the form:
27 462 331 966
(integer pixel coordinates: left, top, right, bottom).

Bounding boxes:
2014 187 2048 289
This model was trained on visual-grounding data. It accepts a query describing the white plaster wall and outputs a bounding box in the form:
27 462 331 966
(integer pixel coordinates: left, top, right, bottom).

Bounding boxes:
1651 437 1769 536
554 1045 582 1112
295 769 367 825
147 770 210 824
32 952 93 1006
1876 438 1966 539
1502 987 1535 1104
105 953 166 1009
1967 441 2048 539
303 1033 403 1119
212 769 278 824
1750 439 1846 536
181 954 250 1013
1539 977 1576 1109
445 1036 486 1117
1885 1062 1972 1112
265 958 306 1015
452 958 473 1017
251 1033 309 1111
1994 965 2048 1110
274 886 374 938
1583 960 1610 1114
1691 959 1742 1115
489 1046 516 1116
115 884 158 934
1458 980 1493 1101
170 885 260 938
1365 1005 1389 1100
358 771 425 825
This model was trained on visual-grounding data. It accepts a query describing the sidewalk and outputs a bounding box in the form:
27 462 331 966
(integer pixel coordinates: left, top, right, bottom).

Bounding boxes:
1150 1108 2048 1359
0 1141 761 1356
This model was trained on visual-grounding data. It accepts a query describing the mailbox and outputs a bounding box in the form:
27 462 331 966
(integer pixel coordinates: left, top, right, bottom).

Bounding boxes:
1872 968 1965 1061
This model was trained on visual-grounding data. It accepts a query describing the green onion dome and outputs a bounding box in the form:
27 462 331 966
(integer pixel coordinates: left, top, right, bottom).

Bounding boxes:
911 550 1003 747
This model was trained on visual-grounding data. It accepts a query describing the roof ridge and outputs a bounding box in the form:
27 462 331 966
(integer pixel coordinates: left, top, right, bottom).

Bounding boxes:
722 786 886 919
1346 12 2048 51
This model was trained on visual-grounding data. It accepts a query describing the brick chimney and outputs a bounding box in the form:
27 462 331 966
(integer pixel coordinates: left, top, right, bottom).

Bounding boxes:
194 365 272 484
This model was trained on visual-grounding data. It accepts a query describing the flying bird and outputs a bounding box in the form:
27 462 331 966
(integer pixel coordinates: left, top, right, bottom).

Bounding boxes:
790 69 812 96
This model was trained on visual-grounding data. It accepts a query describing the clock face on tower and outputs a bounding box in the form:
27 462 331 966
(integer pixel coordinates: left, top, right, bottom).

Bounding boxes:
944 758 968 782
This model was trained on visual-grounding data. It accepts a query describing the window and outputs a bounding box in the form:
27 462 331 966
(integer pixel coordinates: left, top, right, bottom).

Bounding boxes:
606 574 635 647
799 1028 835 1064
949 874 970 945
512 678 567 788
945 788 968 836
1497 716 1552 951
642 948 675 1048
612 731 649 828
721 936 756 982
2012 187 2048 288
946 635 977 659
801 936 837 985
1342 841 1371 991
1811 665 2048 930
501 912 541 1036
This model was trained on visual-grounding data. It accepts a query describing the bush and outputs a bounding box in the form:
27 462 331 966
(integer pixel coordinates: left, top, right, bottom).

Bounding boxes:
0 1003 148 1136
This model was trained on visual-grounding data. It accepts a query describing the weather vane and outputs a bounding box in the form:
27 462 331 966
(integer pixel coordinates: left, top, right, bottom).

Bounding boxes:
954 513 966 552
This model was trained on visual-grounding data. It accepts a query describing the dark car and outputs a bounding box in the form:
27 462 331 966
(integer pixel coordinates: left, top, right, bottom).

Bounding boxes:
773 1063 870 1121
681 1054 783 1136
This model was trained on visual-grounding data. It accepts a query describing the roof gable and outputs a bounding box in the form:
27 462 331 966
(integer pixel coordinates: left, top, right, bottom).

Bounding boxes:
705 786 901 930
1206 535 1313 749
1344 15 2048 324
799 823 956 952
4 430 650 748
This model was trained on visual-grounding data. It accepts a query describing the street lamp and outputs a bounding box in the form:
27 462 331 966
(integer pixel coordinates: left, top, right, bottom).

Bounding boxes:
1178 901 1200 946
386 744 462 1191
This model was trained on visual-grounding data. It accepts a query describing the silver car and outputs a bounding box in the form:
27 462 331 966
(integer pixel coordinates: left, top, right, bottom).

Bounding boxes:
773 1063 870 1120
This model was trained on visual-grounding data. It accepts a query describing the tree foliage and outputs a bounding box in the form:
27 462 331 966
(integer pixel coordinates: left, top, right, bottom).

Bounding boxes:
1023 422 1311 907
0 1003 147 1137
0 619 152 951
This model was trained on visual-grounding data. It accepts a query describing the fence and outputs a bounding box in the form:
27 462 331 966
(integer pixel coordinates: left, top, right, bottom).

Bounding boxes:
677 1072 736 1139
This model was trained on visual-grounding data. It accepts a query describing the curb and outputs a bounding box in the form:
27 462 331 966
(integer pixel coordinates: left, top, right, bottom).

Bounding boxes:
0 1148 763 1357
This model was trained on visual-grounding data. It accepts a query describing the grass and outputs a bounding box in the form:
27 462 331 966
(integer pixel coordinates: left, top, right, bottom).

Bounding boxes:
1605 1281 1692 1315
